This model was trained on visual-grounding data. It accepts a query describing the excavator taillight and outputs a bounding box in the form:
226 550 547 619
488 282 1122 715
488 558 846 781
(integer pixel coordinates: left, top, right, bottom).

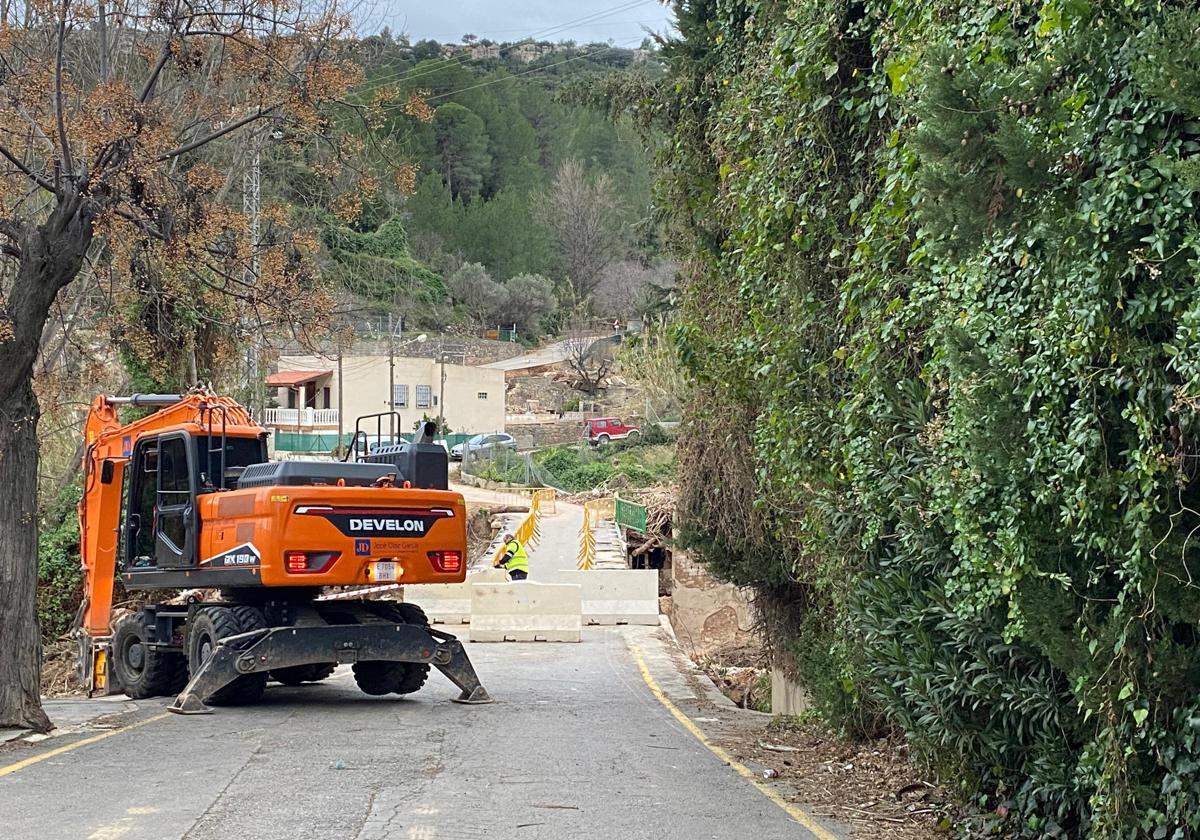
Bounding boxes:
285 550 339 574
428 550 462 573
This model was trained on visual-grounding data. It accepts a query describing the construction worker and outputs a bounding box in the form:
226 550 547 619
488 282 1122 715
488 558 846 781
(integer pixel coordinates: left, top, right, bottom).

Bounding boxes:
497 532 529 580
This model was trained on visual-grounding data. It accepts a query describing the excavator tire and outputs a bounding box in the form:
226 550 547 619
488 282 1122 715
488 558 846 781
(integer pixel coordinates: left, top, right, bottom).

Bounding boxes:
111 614 188 699
351 602 431 697
187 605 269 705
270 663 337 685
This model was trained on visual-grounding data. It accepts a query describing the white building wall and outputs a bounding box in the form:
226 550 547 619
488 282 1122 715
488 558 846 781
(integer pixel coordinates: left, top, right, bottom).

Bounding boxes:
275 354 506 438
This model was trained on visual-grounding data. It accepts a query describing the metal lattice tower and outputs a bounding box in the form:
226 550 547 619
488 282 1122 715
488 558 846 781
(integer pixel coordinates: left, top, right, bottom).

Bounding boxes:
242 127 262 416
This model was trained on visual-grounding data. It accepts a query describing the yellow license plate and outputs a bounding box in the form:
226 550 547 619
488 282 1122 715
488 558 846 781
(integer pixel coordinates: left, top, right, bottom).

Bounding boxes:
371 560 398 582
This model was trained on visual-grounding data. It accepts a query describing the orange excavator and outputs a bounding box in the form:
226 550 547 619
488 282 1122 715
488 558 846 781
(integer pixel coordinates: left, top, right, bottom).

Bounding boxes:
77 390 491 712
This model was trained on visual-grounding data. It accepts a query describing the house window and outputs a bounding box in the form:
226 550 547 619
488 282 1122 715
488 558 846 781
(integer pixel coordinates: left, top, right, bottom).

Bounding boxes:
287 389 297 409
322 387 331 409
416 384 432 408
477 392 488 400
392 384 408 408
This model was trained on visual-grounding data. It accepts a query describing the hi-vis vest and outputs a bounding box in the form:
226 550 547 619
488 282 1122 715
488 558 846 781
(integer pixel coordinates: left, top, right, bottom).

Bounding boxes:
502 539 529 574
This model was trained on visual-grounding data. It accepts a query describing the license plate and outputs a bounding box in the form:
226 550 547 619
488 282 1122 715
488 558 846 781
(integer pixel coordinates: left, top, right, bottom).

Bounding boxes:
371 561 398 582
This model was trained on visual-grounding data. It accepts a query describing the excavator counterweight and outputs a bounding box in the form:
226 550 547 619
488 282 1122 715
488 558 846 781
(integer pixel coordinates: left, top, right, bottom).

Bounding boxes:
77 391 491 708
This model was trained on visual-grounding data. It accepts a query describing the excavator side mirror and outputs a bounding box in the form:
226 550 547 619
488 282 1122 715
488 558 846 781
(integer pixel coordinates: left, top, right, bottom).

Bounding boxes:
100 460 115 484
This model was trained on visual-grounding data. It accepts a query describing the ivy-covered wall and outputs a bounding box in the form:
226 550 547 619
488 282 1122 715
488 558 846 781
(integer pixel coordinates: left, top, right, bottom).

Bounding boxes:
657 0 1200 834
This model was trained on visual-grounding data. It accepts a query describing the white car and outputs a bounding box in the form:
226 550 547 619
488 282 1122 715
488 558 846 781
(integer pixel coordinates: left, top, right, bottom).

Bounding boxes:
450 433 517 460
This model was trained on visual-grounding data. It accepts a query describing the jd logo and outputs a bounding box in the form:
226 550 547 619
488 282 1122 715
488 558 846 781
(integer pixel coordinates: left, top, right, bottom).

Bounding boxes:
354 539 371 556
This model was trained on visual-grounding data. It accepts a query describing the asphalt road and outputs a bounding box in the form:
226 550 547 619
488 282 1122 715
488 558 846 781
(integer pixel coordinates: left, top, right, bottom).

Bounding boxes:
0 627 837 840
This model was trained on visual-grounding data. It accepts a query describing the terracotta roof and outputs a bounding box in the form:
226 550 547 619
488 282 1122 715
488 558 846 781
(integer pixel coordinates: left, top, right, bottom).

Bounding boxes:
265 370 331 387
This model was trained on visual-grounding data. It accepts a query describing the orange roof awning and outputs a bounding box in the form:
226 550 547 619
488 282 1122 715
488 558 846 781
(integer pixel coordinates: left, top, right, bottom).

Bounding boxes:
265 370 331 387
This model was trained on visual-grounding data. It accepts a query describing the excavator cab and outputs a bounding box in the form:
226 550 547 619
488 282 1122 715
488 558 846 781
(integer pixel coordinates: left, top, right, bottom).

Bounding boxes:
78 392 492 712
122 432 267 570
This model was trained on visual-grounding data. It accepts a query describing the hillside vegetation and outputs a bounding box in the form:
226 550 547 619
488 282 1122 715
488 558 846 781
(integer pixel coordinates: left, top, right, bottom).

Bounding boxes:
275 36 668 335
635 1 1200 835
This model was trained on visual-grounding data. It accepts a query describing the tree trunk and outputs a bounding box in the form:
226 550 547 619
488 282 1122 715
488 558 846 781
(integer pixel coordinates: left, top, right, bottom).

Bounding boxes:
0 376 51 732
0 196 94 732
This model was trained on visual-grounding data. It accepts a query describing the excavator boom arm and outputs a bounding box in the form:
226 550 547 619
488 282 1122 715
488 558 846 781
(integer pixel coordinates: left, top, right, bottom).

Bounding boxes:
78 393 263 638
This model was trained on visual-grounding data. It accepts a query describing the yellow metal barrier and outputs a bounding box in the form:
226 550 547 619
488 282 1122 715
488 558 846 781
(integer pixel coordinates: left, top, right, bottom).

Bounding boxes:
577 504 596 570
492 489 549 568
583 497 615 521
533 488 557 515
577 496 618 570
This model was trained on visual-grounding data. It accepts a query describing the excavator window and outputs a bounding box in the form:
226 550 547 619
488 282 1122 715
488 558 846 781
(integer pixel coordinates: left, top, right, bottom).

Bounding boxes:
125 441 158 567
155 434 196 567
195 434 267 490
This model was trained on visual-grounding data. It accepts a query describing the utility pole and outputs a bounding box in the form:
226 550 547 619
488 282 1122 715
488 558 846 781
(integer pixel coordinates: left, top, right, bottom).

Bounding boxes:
337 348 344 455
243 136 261 416
387 312 395 441
240 0 265 419
437 339 447 435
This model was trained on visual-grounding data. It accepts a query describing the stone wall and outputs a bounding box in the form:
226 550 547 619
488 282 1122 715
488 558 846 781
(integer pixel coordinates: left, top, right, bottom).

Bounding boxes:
508 421 588 450
666 546 758 660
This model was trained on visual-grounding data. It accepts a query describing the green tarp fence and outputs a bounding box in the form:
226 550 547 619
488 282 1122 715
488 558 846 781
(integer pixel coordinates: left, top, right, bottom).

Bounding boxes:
273 432 352 453
273 431 480 454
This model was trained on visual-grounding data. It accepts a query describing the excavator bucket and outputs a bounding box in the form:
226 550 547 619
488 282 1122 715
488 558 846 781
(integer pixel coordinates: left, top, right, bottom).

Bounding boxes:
169 621 493 714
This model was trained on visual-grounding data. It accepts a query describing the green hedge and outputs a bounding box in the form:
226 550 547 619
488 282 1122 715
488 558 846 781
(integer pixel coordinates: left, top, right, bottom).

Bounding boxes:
649 0 1200 834
38 482 83 640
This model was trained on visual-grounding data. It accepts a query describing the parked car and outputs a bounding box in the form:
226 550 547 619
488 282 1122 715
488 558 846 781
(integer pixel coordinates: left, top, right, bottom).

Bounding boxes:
450 433 518 460
583 417 641 446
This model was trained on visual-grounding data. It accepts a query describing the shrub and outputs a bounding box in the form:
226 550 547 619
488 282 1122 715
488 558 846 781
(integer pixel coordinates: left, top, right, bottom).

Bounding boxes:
38 482 84 640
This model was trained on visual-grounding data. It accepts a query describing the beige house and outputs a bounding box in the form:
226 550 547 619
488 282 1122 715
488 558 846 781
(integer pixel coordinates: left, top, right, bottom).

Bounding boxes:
264 353 505 453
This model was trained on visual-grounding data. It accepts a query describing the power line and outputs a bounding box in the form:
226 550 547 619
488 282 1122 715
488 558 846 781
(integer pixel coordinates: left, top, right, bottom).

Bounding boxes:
424 38 645 104
357 12 646 100
362 0 651 91
353 0 655 99
414 19 667 40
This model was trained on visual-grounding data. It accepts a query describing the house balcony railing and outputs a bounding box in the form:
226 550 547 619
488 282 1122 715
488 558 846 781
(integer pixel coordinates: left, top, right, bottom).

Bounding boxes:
263 408 339 428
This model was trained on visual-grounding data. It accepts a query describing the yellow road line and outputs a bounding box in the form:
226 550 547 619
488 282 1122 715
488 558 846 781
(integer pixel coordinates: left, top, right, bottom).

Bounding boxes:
0 713 170 778
629 644 841 840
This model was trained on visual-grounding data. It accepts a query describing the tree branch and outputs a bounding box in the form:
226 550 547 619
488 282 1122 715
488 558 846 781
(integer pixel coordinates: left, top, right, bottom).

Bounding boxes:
54 10 75 177
0 142 55 192
157 106 278 161
138 42 174 102
0 219 24 243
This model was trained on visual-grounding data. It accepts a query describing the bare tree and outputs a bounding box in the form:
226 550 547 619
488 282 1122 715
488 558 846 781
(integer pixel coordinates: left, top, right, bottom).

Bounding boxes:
564 324 614 396
0 0 360 731
593 259 676 319
537 159 622 301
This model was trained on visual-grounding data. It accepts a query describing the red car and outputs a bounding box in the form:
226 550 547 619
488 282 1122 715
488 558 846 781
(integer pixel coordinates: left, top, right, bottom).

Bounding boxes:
583 417 641 446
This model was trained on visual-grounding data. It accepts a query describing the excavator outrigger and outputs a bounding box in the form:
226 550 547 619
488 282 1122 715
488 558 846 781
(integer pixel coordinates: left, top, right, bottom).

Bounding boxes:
77 390 491 713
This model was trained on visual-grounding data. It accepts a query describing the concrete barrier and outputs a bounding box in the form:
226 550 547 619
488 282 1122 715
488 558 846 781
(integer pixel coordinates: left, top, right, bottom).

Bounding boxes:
469 582 582 642
535 569 659 625
407 568 508 625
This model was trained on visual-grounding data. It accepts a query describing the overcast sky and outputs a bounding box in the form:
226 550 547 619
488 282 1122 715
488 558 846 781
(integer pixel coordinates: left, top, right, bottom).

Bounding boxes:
370 0 677 46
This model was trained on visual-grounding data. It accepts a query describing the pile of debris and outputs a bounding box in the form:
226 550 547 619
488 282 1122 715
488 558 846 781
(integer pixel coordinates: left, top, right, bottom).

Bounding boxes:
697 640 770 710
724 718 948 839
41 638 81 697
624 485 675 564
